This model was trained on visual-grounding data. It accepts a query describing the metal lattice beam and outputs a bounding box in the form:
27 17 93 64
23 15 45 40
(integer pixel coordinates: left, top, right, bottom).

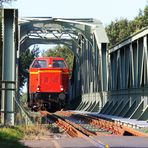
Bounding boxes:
19 17 109 110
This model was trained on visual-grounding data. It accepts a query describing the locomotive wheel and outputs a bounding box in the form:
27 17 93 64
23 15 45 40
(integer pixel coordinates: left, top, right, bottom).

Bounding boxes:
59 93 66 100
34 93 42 99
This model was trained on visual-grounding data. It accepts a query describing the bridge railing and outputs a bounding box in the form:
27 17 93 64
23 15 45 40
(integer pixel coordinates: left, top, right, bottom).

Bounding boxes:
103 27 148 120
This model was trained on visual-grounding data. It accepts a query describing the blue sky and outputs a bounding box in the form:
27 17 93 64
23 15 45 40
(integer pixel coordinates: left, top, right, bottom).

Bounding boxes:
12 0 147 25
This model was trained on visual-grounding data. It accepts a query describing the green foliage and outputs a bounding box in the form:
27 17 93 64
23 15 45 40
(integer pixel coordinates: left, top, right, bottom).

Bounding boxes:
19 47 39 89
0 10 2 81
0 126 26 147
0 125 50 147
106 5 148 47
43 45 74 70
106 18 131 46
20 92 27 105
0 126 23 141
138 127 148 133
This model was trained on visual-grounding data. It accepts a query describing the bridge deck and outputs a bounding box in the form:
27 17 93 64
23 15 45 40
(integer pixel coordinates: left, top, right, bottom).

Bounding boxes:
90 113 148 128
73 110 148 128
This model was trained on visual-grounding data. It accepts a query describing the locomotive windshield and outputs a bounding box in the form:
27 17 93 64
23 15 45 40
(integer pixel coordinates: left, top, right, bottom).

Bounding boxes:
32 60 47 68
52 60 67 68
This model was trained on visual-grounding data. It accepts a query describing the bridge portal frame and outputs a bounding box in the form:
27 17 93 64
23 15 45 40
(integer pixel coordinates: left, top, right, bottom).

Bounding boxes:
20 17 109 111
0 12 109 125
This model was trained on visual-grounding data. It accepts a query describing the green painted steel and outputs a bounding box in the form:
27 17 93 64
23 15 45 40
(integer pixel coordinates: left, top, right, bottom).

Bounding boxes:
91 101 100 112
102 27 148 121
118 100 130 117
130 101 144 119
123 101 137 118
1 9 148 125
138 105 148 120
103 101 113 114
104 101 116 114
112 100 124 115
19 18 109 110
99 101 110 114
108 101 119 115
1 9 18 125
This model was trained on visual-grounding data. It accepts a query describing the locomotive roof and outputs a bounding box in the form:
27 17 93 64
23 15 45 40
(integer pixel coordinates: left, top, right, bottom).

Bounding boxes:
34 57 65 60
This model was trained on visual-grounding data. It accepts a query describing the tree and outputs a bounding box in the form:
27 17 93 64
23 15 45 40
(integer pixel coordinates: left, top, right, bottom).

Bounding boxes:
106 5 148 47
106 18 130 47
19 46 39 89
0 10 2 82
130 6 148 31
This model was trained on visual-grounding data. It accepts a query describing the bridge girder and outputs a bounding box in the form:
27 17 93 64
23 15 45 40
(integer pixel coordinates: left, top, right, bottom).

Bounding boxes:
101 27 148 120
19 17 109 109
0 10 109 126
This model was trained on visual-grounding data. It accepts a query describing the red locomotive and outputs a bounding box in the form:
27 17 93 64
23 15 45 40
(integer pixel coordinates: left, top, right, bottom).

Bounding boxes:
28 57 70 111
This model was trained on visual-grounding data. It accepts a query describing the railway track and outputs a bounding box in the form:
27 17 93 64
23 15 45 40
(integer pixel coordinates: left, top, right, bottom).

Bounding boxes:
55 111 148 136
39 110 148 148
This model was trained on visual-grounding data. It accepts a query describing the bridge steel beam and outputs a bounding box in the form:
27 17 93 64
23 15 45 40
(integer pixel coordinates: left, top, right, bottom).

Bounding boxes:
20 18 109 111
1 9 18 125
104 27 148 120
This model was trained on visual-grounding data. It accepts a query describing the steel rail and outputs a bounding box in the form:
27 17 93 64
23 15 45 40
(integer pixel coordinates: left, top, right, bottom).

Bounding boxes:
55 111 122 135
85 115 148 137
55 111 148 137
40 111 108 148
72 114 124 135
55 111 111 136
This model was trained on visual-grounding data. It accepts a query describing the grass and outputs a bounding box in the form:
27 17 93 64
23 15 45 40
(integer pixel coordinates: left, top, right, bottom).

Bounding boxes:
22 124 52 140
0 124 52 147
139 127 148 133
0 126 27 148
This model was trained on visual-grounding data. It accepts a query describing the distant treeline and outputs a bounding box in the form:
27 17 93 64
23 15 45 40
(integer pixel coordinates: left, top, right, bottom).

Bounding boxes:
106 5 148 47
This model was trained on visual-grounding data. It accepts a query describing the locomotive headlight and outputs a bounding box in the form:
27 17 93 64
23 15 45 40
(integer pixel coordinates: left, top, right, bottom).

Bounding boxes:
60 85 64 91
37 85 40 91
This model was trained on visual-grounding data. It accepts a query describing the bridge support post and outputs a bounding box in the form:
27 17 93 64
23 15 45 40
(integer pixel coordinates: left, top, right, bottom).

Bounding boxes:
1 9 18 125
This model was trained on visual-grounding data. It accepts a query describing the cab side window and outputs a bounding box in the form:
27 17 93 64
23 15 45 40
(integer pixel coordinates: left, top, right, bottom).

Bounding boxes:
52 60 66 68
53 60 60 68
32 60 47 68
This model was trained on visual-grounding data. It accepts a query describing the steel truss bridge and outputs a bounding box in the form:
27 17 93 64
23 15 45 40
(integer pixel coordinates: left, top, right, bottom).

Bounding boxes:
101 28 148 121
0 9 147 125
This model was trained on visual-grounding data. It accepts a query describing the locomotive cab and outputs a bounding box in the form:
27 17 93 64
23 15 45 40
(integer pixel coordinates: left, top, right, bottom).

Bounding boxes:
28 57 69 111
